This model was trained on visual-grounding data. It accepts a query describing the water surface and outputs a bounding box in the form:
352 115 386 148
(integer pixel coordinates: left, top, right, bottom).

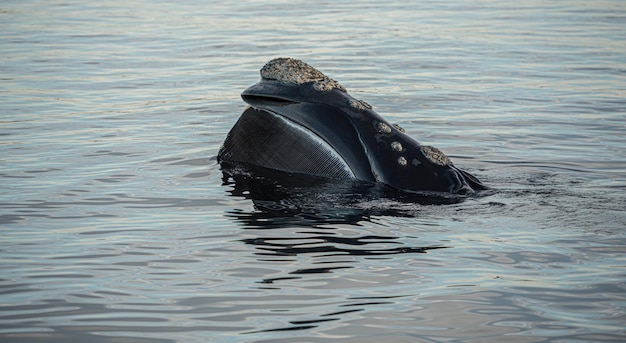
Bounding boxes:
1 0 625 342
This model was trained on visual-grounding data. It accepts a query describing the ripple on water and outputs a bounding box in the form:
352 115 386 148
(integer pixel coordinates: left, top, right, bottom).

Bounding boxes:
1 0 626 342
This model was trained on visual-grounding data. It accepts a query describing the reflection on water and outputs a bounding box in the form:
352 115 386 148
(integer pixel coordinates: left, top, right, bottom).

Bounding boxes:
221 162 474 228
242 235 442 258
222 167 450 289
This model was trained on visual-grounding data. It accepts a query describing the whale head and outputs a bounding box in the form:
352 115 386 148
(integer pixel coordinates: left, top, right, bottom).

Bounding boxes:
218 57 487 195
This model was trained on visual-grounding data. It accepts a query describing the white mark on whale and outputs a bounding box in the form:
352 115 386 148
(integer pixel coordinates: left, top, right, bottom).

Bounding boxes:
260 57 346 92
421 145 451 166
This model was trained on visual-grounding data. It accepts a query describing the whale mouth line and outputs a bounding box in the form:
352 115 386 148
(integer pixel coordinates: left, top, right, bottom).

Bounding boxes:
242 94 298 107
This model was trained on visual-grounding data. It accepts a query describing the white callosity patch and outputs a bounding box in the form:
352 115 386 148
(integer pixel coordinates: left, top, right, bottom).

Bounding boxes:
392 123 405 133
260 57 346 92
390 141 403 152
397 156 408 166
348 99 372 111
420 145 451 166
376 122 392 134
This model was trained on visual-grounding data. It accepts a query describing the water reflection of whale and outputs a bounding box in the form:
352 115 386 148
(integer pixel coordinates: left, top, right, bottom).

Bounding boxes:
222 168 449 257
221 162 450 334
222 162 464 229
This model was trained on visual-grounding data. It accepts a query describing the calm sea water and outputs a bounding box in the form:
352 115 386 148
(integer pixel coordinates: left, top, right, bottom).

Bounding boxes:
1 0 625 342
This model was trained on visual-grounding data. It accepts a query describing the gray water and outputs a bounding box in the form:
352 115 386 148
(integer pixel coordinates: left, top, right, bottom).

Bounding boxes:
1 0 625 342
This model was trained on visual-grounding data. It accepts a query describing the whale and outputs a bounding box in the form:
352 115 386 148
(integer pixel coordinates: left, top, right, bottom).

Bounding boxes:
218 57 487 195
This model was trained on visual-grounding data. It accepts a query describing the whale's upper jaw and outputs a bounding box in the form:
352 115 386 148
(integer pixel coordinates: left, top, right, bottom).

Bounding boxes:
241 58 351 109
240 80 299 109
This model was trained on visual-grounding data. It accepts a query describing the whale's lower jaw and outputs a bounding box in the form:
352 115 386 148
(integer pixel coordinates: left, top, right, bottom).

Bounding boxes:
218 107 355 180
